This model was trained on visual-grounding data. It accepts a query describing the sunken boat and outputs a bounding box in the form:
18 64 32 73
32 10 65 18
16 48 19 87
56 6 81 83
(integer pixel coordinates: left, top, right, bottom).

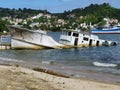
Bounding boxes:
59 29 118 47
7 26 118 50
7 25 63 49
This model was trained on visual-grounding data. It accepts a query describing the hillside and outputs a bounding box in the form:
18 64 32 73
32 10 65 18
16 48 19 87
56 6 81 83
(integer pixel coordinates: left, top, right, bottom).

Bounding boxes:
54 3 120 24
71 3 120 18
0 3 120 20
0 3 120 32
0 7 50 19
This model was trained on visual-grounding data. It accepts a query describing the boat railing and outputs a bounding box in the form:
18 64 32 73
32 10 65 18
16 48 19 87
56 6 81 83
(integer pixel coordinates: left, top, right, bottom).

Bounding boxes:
60 35 71 42
7 25 47 35
61 29 91 35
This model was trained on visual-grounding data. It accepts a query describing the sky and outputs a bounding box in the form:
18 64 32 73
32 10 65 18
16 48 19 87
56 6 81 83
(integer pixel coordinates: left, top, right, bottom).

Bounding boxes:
0 0 120 13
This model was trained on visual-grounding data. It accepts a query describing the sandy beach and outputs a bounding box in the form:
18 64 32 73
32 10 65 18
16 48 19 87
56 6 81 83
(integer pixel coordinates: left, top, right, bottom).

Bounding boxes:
0 64 120 90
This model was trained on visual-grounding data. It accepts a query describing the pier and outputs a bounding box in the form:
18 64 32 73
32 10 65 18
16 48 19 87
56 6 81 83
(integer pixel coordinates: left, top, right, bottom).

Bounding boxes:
0 35 11 50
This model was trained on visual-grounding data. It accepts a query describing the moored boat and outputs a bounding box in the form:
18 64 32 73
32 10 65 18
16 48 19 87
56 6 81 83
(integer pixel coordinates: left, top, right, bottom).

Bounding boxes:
91 26 120 34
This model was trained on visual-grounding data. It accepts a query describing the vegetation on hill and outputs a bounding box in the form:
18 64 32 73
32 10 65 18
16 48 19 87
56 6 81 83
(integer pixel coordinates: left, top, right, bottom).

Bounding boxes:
0 20 9 33
0 3 120 33
54 3 120 24
0 8 49 19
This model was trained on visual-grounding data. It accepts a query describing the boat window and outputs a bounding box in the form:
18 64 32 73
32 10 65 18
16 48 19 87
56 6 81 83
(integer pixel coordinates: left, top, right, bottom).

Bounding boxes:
96 41 99 46
68 32 72 36
89 39 92 46
73 33 79 37
83 37 89 41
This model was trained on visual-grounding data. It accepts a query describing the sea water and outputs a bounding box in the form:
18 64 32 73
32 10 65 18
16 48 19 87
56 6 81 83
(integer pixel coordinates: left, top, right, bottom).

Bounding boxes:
0 32 120 83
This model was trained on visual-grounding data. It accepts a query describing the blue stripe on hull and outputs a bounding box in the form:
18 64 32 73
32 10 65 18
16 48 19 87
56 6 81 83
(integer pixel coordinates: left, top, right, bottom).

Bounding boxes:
91 28 120 34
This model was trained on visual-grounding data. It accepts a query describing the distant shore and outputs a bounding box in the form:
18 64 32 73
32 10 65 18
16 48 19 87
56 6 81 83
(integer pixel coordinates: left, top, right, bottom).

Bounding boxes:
0 63 120 90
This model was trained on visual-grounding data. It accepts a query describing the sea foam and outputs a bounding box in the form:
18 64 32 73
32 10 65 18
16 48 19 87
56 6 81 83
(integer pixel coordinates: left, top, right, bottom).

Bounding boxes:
93 62 117 67
0 57 23 62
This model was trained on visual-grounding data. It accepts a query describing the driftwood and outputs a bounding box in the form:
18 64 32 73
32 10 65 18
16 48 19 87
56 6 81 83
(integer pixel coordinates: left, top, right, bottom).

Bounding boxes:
32 67 70 78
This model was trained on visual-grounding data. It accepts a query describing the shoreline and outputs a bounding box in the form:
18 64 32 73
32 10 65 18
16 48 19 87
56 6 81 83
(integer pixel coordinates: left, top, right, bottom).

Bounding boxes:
0 61 120 85
0 63 120 90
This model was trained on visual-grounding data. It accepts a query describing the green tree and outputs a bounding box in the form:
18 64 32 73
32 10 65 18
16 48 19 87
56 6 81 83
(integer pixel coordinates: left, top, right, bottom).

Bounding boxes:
0 20 8 32
98 20 106 26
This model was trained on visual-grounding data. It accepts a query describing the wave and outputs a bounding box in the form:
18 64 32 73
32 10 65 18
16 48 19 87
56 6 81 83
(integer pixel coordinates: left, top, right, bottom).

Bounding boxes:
0 57 23 62
93 62 117 67
41 61 56 65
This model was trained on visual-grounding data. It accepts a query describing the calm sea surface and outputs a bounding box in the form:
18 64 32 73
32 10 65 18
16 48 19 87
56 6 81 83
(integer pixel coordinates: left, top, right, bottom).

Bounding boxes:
0 32 120 83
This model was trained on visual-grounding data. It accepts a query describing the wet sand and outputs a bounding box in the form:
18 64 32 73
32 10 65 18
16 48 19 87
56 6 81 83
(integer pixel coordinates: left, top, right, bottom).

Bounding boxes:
0 64 120 90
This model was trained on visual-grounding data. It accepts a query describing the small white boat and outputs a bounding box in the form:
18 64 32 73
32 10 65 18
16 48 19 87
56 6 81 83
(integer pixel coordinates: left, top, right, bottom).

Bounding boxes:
59 29 118 47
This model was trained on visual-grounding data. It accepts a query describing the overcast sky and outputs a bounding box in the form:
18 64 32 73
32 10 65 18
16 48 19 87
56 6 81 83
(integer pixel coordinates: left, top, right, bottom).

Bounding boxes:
0 0 120 13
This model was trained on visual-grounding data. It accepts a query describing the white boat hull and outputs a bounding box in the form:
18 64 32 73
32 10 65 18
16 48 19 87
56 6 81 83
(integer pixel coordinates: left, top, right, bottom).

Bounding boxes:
8 26 63 49
11 39 46 49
